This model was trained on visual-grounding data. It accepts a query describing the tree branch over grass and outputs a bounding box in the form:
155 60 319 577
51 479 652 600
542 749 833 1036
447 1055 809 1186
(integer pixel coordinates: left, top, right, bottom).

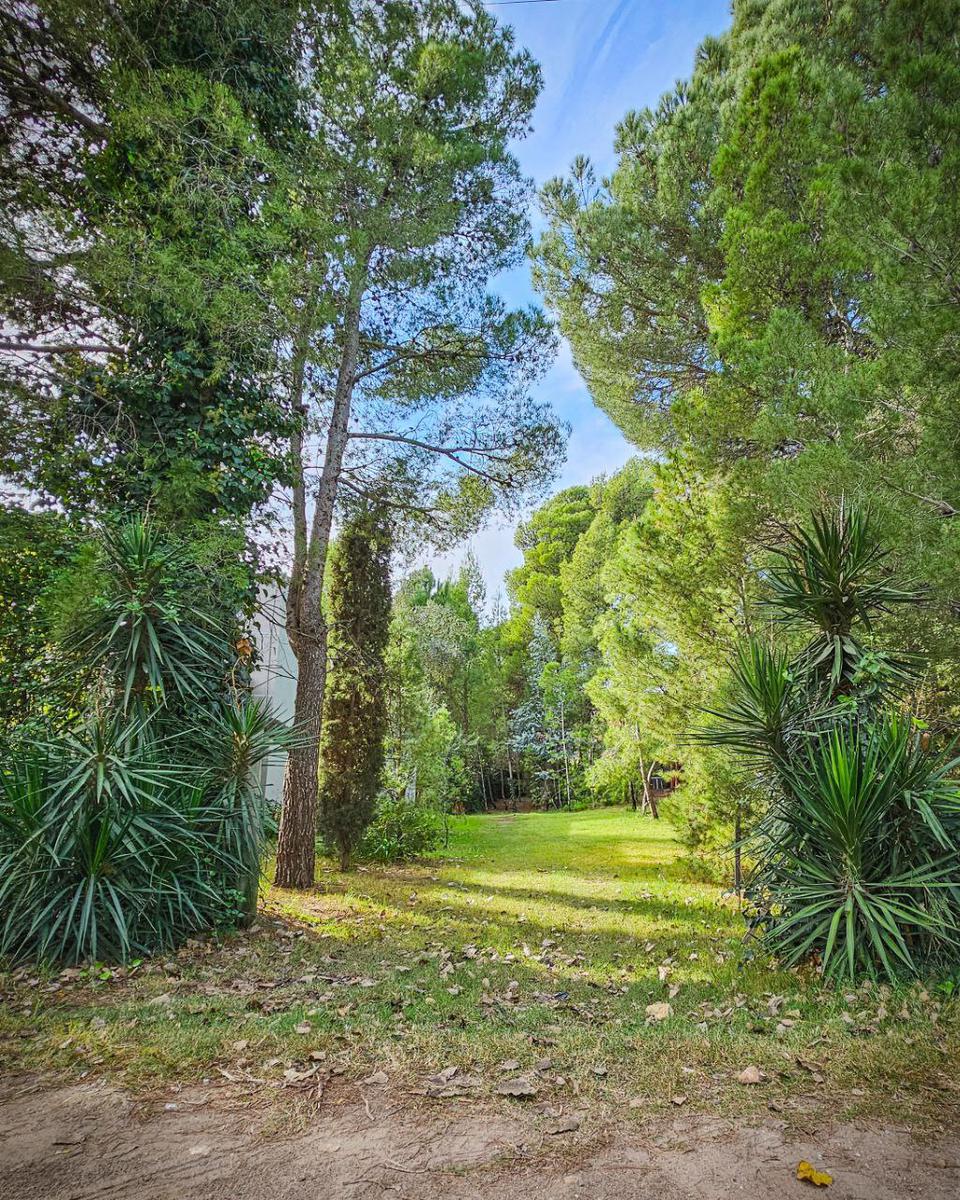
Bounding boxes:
272 1 564 889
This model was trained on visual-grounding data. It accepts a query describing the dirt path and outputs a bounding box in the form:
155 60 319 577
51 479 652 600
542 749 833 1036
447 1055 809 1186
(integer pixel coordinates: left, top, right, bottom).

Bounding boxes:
1 1078 958 1199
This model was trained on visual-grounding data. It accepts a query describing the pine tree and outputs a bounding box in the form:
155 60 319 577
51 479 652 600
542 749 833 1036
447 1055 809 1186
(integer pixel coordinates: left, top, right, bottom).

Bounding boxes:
273 0 563 888
318 507 392 871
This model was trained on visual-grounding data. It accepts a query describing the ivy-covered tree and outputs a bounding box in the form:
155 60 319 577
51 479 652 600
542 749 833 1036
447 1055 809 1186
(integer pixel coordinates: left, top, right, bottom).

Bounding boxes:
318 507 392 872
0 1 302 523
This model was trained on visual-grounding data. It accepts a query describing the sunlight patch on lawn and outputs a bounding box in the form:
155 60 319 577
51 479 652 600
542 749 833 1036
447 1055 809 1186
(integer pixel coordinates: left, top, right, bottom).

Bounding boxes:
2 806 956 1128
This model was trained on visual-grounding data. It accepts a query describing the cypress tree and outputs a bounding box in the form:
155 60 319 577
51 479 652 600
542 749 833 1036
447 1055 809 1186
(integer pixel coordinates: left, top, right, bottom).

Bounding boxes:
318 507 392 871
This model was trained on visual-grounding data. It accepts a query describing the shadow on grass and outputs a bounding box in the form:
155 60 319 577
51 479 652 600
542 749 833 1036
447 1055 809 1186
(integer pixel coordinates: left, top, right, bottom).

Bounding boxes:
415 876 729 923
278 884 740 972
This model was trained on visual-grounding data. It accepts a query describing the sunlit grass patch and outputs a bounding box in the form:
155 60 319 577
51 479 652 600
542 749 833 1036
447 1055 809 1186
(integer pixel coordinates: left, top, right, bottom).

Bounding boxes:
1 808 957 1127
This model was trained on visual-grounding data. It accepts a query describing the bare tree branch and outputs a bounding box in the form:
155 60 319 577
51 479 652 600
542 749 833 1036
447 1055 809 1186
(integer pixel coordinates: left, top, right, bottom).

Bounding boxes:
0 339 118 355
347 429 514 481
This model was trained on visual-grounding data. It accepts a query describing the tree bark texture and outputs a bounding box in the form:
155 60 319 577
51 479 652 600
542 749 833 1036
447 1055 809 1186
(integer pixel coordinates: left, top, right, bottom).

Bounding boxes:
274 269 366 889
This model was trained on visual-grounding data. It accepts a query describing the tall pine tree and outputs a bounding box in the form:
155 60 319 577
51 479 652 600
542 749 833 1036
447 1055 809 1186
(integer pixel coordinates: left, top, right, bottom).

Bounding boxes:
275 0 562 887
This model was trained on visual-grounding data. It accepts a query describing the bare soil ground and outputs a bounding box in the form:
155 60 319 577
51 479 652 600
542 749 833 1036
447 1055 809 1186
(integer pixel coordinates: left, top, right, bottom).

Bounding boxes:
1 1076 958 1200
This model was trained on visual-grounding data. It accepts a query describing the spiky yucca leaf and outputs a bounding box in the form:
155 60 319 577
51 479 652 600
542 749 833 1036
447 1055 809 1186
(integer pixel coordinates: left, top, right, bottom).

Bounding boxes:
750 719 960 980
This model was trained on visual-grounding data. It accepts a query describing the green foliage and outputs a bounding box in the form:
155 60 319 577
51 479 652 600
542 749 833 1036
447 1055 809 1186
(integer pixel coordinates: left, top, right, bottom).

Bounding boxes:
531 0 960 852
702 508 960 981
358 792 443 864
507 487 596 640
510 615 582 808
56 518 231 711
752 717 960 981
0 2 299 524
387 564 506 814
198 697 295 919
0 506 75 724
318 508 392 870
0 726 234 964
0 517 290 963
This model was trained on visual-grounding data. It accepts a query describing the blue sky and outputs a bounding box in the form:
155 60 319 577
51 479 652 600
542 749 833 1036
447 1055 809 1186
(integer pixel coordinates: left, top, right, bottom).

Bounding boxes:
429 0 731 601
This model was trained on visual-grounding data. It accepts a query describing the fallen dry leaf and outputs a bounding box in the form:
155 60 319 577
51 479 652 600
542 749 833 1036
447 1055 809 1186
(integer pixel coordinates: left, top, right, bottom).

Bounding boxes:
671 1094 688 1106
737 1065 763 1085
496 1077 538 1098
547 1115 581 1135
645 1001 672 1022
796 1057 825 1084
796 1161 833 1187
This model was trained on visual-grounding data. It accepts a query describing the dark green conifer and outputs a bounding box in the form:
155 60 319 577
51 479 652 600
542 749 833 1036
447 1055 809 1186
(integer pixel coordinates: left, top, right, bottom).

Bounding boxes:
318 506 392 870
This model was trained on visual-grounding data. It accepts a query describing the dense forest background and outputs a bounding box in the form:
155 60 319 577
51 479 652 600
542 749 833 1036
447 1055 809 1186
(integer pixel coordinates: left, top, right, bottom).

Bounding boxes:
377 0 960 874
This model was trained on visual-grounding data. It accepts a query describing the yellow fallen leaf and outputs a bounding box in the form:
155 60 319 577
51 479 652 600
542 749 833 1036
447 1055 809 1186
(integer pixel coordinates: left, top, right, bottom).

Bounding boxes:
796 1161 833 1187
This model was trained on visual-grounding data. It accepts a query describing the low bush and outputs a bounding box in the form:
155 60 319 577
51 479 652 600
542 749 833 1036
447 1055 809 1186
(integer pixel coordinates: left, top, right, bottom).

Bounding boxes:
0 517 291 964
358 792 444 863
702 507 960 981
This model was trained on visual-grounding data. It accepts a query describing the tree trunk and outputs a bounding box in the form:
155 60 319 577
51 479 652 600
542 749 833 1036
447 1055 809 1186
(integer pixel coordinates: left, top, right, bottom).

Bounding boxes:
275 638 325 888
628 779 637 811
559 696 572 807
275 266 367 890
638 755 660 819
646 760 660 820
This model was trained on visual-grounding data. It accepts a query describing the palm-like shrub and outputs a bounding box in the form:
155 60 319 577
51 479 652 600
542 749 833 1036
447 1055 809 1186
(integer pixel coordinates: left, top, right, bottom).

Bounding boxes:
199 698 295 918
0 518 289 964
59 518 229 710
0 726 227 962
702 507 960 980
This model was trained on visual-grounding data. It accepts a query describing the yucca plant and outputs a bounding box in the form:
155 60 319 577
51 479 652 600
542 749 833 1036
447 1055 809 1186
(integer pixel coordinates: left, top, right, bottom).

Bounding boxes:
762 505 923 701
0 516 290 964
0 723 238 962
700 506 960 981
752 718 960 979
195 697 298 920
60 518 229 712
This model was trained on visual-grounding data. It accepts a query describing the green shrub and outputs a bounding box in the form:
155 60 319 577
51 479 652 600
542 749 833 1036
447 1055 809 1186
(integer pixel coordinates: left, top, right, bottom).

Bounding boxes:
0 516 291 964
0 726 228 962
318 507 391 870
358 792 443 863
701 507 960 981
0 506 75 724
750 716 960 978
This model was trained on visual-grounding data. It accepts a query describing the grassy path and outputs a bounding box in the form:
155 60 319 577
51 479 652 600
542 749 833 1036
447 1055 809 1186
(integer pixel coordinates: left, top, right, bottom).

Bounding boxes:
1 808 958 1125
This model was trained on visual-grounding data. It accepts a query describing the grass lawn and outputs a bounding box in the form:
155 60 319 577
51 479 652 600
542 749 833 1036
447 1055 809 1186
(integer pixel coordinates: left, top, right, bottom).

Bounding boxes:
1 807 957 1126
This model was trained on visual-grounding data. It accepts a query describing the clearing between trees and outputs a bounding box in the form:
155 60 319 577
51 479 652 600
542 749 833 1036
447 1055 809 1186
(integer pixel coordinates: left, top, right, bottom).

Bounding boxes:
1 809 958 1198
